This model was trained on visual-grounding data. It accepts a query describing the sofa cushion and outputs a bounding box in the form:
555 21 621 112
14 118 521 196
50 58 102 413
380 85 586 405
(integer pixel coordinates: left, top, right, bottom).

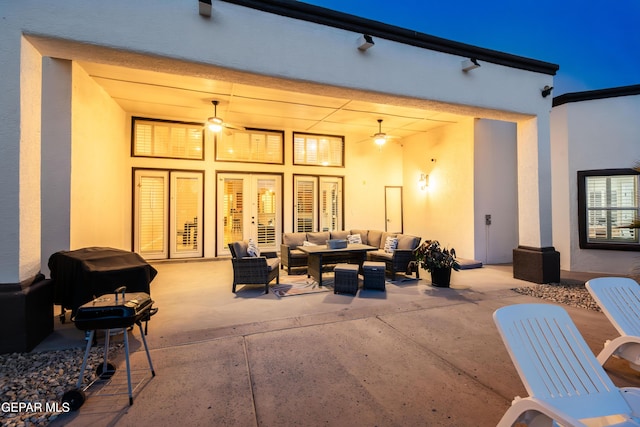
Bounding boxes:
379 232 398 249
307 232 330 245
350 229 369 245
247 238 260 257
330 230 349 240
266 257 280 271
282 232 307 248
289 249 308 258
367 230 383 248
397 234 420 250
347 233 362 244
303 240 317 246
384 236 398 253
369 249 392 261
231 241 249 258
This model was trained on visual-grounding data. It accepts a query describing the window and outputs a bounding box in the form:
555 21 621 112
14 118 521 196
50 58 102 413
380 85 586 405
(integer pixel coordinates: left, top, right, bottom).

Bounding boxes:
132 117 204 160
216 129 284 164
293 132 344 167
578 169 639 250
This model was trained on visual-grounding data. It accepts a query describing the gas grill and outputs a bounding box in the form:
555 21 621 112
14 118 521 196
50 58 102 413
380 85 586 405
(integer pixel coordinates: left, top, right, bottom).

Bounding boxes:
62 287 157 410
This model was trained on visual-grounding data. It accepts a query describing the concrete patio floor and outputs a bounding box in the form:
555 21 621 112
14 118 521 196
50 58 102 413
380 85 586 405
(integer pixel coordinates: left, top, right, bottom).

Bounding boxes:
40 260 640 426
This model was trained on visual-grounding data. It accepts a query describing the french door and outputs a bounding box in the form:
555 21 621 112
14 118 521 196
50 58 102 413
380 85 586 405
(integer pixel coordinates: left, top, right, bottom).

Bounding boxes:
217 173 282 255
134 169 203 259
294 175 343 232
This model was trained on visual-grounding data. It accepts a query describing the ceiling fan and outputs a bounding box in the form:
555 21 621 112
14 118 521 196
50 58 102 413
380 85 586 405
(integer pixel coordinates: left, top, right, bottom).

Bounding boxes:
206 100 244 133
372 119 392 146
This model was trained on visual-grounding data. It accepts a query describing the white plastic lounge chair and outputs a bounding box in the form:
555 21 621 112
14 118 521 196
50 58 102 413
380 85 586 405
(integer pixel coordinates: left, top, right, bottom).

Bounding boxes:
493 303 640 427
586 277 640 370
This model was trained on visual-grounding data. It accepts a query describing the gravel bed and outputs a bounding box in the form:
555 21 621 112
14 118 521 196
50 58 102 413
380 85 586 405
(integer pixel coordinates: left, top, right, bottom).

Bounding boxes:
1 340 123 427
0 283 598 426
512 282 601 312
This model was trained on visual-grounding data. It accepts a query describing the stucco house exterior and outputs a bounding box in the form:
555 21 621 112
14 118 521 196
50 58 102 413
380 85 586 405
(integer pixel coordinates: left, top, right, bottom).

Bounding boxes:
551 84 640 275
0 0 590 352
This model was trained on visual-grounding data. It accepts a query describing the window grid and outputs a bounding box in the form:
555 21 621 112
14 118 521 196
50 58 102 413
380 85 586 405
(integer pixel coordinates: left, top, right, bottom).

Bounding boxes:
133 118 203 160
216 130 284 164
582 172 639 247
293 133 344 167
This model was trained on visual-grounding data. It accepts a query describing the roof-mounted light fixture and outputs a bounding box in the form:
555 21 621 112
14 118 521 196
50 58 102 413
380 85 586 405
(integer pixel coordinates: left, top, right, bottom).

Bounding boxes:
357 34 375 51
199 0 212 17
461 58 480 72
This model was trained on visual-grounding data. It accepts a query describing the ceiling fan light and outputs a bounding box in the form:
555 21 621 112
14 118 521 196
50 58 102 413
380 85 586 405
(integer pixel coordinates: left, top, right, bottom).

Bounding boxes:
207 117 223 133
374 133 386 146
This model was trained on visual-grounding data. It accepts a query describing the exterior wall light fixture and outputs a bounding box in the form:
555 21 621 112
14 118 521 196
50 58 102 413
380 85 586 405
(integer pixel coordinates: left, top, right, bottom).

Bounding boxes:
419 174 429 191
357 34 375 51
461 58 480 72
199 0 212 17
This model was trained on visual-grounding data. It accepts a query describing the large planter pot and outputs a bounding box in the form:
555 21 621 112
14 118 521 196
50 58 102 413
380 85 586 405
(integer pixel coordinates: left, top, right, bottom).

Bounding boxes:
430 267 452 287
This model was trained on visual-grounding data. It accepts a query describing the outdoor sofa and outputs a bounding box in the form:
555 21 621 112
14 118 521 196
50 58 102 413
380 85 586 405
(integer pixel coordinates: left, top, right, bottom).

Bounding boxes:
280 230 421 280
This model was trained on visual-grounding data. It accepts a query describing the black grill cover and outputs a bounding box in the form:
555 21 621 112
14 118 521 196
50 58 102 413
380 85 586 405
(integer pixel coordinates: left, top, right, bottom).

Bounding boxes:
49 247 157 315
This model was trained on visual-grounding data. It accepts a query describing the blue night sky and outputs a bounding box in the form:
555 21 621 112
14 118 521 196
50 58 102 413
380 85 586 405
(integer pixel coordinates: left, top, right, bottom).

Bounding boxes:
302 0 639 96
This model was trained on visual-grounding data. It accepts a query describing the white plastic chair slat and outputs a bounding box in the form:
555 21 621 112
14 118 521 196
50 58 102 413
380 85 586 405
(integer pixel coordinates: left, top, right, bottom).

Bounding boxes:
495 304 632 421
588 278 640 336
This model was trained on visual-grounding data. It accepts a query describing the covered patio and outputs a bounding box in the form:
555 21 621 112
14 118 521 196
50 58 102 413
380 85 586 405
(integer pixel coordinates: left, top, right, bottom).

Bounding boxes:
31 260 640 426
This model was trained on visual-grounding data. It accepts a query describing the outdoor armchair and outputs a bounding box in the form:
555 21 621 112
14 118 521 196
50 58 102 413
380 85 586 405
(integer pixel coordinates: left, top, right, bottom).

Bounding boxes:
228 241 279 294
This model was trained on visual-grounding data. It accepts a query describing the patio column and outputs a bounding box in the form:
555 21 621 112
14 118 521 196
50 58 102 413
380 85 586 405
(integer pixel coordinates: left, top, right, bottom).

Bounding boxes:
41 58 72 275
0 36 53 353
513 116 560 283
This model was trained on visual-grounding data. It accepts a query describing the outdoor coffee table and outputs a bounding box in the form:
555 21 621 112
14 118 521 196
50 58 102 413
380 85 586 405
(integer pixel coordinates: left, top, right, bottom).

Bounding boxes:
297 243 377 286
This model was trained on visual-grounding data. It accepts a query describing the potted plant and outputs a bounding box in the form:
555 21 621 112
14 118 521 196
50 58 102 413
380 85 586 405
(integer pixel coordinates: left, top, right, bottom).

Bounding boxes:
414 240 460 287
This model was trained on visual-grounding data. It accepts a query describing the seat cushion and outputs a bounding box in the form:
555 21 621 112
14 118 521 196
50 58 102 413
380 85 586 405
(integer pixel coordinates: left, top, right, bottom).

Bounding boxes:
289 249 308 258
266 257 280 271
369 249 392 261
231 241 249 258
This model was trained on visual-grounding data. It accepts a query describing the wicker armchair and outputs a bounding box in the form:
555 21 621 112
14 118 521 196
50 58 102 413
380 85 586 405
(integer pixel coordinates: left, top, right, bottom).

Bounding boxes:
228 241 279 293
368 236 421 280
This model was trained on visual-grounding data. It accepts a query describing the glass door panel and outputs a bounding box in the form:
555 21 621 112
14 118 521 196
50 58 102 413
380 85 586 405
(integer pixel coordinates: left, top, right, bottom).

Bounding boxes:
256 178 277 247
222 177 245 248
319 176 342 232
218 173 281 255
294 176 317 232
170 172 203 258
134 170 169 259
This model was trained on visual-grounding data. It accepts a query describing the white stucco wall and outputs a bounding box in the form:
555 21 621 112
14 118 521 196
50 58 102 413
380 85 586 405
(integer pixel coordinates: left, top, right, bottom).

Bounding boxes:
70 63 129 250
403 119 476 259
41 58 72 274
474 119 518 264
551 94 640 274
1 0 556 281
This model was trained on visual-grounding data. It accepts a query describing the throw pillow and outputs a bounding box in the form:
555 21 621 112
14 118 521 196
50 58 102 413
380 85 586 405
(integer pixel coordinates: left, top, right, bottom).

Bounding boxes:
384 236 398 253
303 240 317 246
247 238 260 257
347 233 362 244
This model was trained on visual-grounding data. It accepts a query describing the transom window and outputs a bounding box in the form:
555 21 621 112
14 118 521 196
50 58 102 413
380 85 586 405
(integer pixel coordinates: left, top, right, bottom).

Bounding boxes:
215 129 284 164
293 132 344 167
132 117 204 160
578 169 639 250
